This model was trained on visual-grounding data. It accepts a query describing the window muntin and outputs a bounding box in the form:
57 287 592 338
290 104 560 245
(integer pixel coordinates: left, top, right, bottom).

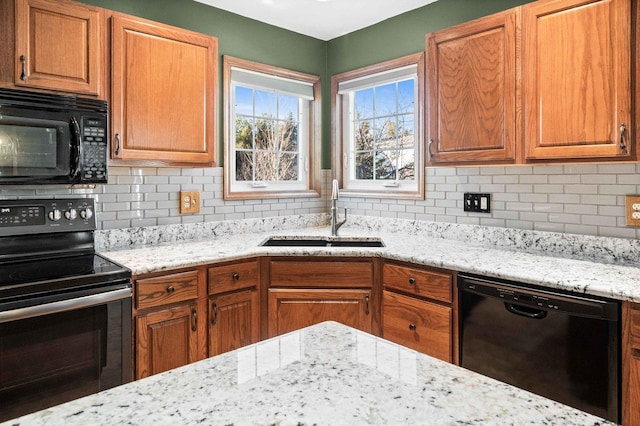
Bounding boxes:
333 53 424 199
223 56 320 200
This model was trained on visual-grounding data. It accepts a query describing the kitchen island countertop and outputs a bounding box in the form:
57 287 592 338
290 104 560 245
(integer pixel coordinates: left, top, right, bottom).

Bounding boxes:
1 321 614 426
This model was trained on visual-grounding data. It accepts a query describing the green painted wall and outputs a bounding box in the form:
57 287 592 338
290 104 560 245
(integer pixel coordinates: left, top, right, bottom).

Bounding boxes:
78 0 532 169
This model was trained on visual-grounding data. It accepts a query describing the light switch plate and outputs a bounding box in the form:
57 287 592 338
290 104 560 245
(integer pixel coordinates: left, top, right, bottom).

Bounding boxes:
180 191 200 214
464 192 491 213
625 195 640 226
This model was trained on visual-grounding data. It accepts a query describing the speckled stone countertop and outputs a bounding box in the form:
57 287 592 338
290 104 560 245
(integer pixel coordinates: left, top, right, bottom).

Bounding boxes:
99 216 640 302
1 321 614 426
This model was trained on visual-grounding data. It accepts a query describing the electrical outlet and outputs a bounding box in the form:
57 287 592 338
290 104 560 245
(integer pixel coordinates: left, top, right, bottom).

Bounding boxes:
180 191 200 214
464 193 491 213
626 195 640 226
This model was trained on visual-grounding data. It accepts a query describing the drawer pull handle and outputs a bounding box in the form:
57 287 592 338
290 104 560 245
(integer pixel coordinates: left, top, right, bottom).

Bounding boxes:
166 285 175 294
409 323 416 331
211 302 218 325
191 309 197 332
365 295 370 315
232 273 240 281
408 278 416 286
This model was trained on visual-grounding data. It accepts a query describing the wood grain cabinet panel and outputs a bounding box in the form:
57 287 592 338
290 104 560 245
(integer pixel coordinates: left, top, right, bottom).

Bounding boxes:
382 290 452 362
209 289 259 357
268 288 372 337
382 263 452 303
2 0 103 96
427 8 519 164
269 260 373 288
208 261 260 357
523 0 632 160
110 13 217 165
135 303 199 379
133 268 205 379
136 270 199 310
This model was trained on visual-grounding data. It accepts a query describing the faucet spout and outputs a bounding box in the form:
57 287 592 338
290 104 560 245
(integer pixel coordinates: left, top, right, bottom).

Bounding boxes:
330 179 346 236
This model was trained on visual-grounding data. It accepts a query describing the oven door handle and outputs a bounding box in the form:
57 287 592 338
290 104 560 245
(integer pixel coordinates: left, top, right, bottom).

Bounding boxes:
0 287 132 323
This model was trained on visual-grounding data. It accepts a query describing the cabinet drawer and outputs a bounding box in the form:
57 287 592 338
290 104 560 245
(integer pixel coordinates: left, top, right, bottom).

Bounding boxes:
270 260 373 288
208 260 258 295
383 263 452 303
136 270 199 310
382 290 452 362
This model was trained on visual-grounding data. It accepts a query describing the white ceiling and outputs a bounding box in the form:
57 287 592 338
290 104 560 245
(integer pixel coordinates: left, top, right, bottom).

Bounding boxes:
193 0 439 41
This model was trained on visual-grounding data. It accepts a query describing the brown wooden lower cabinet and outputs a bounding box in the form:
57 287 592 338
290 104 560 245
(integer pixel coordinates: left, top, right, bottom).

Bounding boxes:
268 288 372 337
382 290 452 363
623 301 640 426
381 261 456 364
133 268 206 379
209 289 259 357
135 303 200 379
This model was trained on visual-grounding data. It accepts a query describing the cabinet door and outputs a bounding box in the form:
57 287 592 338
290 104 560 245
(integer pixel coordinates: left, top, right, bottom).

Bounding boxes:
268 289 372 337
382 290 452 363
14 0 102 95
209 289 259 357
135 303 200 379
523 0 632 160
427 8 518 164
110 14 217 165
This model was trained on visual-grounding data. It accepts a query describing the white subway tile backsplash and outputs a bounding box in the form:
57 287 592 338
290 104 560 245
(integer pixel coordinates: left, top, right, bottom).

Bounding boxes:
1 164 636 240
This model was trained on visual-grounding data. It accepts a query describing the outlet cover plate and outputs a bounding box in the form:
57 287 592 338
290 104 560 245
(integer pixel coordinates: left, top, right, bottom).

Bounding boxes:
180 191 200 214
625 195 640 226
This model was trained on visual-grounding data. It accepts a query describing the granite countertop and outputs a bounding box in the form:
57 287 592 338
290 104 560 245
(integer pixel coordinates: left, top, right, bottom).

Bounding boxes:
101 222 640 302
1 321 614 426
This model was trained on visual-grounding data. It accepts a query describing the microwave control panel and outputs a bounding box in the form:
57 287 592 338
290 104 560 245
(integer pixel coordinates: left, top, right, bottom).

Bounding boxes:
81 116 108 182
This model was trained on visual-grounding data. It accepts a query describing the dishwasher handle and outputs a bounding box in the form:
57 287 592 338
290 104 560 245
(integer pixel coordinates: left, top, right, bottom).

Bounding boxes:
504 302 548 319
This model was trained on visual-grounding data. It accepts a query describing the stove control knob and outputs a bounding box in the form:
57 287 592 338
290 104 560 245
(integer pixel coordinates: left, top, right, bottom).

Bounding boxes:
48 209 62 222
80 208 93 220
65 209 78 220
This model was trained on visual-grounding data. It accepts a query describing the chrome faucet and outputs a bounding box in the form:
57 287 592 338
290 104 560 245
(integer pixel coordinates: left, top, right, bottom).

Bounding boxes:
330 179 347 236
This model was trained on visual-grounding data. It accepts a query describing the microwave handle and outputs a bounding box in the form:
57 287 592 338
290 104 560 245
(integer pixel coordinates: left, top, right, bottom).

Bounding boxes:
69 116 81 179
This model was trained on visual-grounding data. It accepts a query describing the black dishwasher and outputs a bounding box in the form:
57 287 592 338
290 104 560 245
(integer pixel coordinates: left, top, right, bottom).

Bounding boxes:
459 274 620 423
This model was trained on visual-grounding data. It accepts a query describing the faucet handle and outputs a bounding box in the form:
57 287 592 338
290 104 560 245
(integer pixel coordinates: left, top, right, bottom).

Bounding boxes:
331 179 340 200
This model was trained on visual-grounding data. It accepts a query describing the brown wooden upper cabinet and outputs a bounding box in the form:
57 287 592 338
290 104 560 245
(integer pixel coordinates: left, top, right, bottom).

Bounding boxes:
110 14 218 166
1 0 103 96
427 0 635 165
426 8 519 164
523 0 632 161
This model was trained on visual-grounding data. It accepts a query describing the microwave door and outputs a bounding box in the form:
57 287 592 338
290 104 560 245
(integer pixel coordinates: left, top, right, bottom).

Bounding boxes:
0 114 73 184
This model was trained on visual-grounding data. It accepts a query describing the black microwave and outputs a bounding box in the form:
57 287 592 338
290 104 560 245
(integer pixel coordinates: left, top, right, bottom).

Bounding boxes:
0 88 108 185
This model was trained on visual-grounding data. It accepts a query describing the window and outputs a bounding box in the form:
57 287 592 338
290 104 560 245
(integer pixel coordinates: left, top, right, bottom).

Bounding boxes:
223 56 321 200
332 53 425 199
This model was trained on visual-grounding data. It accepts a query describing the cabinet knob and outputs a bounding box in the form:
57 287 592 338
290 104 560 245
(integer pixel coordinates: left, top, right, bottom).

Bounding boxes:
166 285 175 293
409 323 416 331
408 277 416 286
232 273 240 281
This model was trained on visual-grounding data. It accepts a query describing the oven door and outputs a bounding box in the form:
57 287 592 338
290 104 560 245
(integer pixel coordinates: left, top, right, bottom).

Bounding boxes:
0 282 132 422
0 110 80 185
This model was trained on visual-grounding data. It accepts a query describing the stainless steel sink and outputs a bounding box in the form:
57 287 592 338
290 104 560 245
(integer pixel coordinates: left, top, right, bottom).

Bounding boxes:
260 237 385 248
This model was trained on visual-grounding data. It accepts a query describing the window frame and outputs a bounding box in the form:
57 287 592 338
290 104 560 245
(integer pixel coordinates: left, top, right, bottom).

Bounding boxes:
223 56 321 200
331 52 425 200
